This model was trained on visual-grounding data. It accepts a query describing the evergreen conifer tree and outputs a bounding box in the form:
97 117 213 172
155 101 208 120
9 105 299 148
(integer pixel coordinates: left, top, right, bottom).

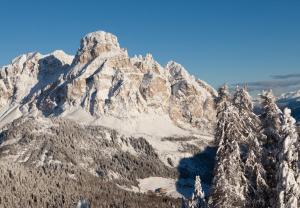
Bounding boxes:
233 86 269 207
188 176 207 208
276 108 300 208
259 90 283 207
210 85 247 208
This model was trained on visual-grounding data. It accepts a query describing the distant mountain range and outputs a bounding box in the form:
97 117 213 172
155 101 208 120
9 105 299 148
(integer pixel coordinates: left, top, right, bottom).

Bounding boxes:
277 90 300 123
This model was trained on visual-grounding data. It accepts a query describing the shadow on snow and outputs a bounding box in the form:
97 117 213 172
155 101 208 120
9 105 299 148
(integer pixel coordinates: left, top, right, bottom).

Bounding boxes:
176 146 216 198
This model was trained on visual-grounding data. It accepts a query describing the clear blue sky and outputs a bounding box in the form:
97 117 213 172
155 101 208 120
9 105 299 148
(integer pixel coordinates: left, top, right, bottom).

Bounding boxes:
0 0 300 92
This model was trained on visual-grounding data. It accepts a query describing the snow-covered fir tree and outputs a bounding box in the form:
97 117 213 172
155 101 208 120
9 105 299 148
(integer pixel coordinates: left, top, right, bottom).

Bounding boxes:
232 86 263 149
276 108 300 208
194 176 205 199
215 85 231 118
259 90 283 207
210 139 247 208
233 86 269 207
232 85 262 146
185 87 300 207
209 85 248 208
232 85 253 113
214 85 233 146
185 175 208 208
260 90 282 143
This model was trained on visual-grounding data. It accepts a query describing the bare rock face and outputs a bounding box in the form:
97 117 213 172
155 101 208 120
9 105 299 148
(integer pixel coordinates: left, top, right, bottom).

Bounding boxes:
73 31 124 65
0 31 216 133
0 53 42 108
166 61 216 130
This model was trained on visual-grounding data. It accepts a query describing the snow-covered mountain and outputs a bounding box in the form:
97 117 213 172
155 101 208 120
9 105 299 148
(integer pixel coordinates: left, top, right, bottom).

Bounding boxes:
0 31 216 135
0 31 217 207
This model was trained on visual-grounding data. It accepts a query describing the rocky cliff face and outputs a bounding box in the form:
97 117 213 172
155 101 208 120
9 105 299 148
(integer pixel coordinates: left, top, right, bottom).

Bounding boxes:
0 51 73 107
0 31 216 134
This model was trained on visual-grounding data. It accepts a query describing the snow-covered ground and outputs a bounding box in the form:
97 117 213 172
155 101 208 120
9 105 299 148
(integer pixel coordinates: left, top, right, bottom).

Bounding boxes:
0 104 22 128
92 113 190 138
138 177 183 198
61 107 214 168
118 177 193 199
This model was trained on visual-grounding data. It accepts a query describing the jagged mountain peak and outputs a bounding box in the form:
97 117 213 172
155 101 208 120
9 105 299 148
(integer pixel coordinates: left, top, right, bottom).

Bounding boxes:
0 50 72 106
166 61 190 81
10 52 42 67
49 50 74 65
72 31 128 67
82 31 121 50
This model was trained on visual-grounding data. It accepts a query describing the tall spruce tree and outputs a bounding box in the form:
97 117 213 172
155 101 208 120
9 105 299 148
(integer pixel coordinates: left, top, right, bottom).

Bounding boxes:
210 138 247 208
209 85 247 208
187 176 207 208
214 85 233 146
276 108 300 208
259 90 283 207
232 86 253 113
233 86 269 207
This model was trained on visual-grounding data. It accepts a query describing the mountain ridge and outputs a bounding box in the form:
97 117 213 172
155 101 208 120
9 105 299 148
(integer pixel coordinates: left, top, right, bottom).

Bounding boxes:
0 31 217 136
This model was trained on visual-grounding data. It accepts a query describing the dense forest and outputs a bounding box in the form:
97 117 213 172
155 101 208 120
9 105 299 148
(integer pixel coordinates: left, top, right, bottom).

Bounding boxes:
184 86 300 208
